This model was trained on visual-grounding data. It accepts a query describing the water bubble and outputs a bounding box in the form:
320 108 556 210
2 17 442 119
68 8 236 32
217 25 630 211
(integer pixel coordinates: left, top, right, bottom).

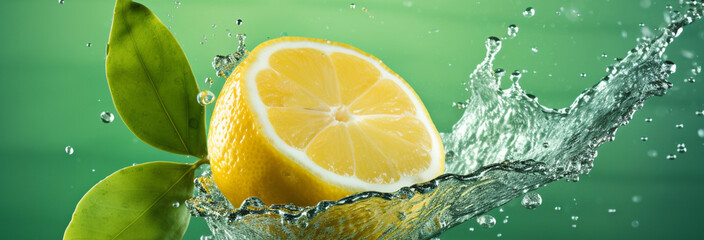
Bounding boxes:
172 201 180 208
531 47 539 53
666 154 677 160
477 215 496 228
698 129 704 138
579 73 587 77
507 24 519 37
65 146 74 155
197 90 215 106
100 111 115 123
675 123 684 128
631 220 640 228
523 7 535 17
204 77 213 87
644 118 653 122
555 206 561 211
607 209 616 213
632 195 642 203
236 19 243 25
521 192 542 209
640 137 648 141
86 43 92 47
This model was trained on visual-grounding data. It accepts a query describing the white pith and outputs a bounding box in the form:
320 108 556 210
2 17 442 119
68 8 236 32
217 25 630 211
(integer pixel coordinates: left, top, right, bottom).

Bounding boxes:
244 39 443 192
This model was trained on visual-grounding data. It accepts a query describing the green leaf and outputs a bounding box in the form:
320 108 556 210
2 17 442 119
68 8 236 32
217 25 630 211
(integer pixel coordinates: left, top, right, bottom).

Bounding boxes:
64 162 196 240
106 0 206 157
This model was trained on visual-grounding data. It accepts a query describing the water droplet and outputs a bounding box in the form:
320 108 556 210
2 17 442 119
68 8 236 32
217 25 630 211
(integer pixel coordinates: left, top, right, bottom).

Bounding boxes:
197 90 215 106
510 71 522 82
91 169 96 172
521 192 542 209
236 19 243 25
684 77 696 83
204 77 213 87
468 227 475 232
486 36 502 53
477 215 496 228
601 53 608 58
663 61 677 74
631 220 640 228
174 1 181 8
698 129 704 138
58 0 64 4
555 206 561 211
502 218 508 224
349 3 356 9
497 233 503 237
507 24 519 37
531 47 539 53
362 7 368 12
579 73 587 77
86 43 92 47
608 209 616 213
677 143 687 153
675 123 684 128
644 118 653 122
640 137 648 141
452 101 467 109
172 202 180 208
666 154 677 160
571 216 579 221
647 150 658 158
100 111 114 123
212 24 217 28
200 235 214 240
499 208 504 213
65 146 74 155
638 23 646 27
571 224 577 228
632 195 642 203
523 7 535 17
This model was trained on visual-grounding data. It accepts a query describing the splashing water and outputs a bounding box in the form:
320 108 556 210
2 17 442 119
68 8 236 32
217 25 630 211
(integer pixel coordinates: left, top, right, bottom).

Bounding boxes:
188 2 703 239
212 33 248 78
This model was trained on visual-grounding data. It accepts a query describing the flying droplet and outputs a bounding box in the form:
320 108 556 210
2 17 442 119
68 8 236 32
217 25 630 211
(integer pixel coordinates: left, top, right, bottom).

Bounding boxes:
86 43 92 47
497 233 503 237
507 24 519 37
601 53 608 58
349 3 356 9
675 123 684 129
647 150 658 158
510 71 522 82
452 101 468 109
666 154 677 160
204 77 213 87
523 7 535 17
59 0 64 4
521 192 542 209
172 202 180 208
468 227 475 232
236 19 243 25
197 90 215 106
571 216 579 221
631 220 640 228
65 146 74 155
698 129 704 138
477 215 496 228
91 169 96 172
579 73 587 77
531 47 539 53
640 137 648 141
684 77 696 83
632 195 642 203
608 209 616 213
676 143 687 153
100 111 115 123
554 206 561 211
644 118 653 122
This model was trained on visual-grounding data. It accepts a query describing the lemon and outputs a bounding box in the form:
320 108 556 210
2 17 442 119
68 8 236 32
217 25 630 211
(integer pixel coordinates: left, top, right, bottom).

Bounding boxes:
208 37 444 207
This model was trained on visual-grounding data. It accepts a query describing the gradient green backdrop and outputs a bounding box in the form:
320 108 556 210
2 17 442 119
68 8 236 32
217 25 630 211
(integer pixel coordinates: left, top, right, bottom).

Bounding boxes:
1 0 702 239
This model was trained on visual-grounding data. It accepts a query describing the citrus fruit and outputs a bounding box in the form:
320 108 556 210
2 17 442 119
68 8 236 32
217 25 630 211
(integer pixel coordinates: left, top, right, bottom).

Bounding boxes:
207 37 444 207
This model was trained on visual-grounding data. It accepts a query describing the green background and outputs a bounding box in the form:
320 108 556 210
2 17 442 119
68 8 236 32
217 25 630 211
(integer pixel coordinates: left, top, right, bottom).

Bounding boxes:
1 0 702 239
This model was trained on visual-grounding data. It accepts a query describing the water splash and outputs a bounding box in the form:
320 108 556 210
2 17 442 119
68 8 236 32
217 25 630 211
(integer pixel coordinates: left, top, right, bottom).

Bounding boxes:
188 2 703 239
212 33 248 78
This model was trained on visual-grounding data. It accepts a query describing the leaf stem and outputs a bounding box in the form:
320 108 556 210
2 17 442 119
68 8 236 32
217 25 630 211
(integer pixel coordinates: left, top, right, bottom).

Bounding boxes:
194 157 209 169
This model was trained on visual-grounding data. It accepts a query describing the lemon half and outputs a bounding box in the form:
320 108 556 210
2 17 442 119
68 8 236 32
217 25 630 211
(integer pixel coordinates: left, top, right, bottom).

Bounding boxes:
208 37 444 206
